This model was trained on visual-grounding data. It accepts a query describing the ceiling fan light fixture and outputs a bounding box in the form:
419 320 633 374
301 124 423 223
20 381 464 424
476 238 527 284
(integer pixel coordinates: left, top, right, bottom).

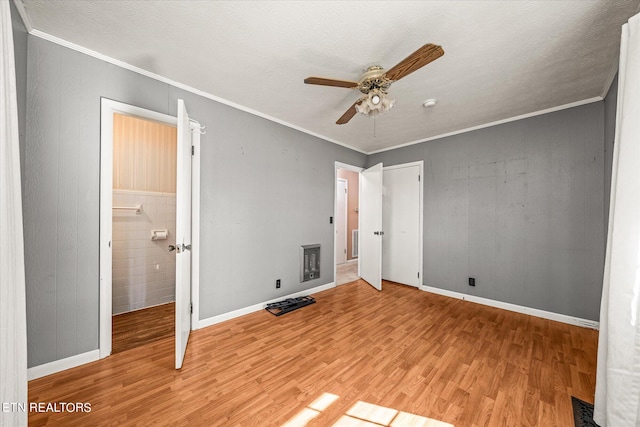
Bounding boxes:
355 90 395 117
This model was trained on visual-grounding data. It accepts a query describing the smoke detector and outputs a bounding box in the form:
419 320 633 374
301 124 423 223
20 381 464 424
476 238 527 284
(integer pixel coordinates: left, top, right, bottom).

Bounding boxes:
422 98 437 108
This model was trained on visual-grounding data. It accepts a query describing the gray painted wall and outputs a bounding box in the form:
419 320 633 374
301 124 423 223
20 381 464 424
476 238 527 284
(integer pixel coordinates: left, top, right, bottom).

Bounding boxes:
11 0 27 183
368 103 606 321
166 86 367 318
604 76 617 232
20 28 615 368
23 36 366 367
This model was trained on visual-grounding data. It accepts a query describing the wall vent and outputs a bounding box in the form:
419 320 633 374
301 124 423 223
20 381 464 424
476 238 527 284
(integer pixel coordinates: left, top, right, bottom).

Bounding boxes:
352 229 359 258
300 244 320 282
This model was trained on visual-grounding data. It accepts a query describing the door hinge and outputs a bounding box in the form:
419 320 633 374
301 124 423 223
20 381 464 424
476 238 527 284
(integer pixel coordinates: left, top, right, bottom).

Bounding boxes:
191 146 194 155
190 303 193 314
418 175 421 181
418 272 420 278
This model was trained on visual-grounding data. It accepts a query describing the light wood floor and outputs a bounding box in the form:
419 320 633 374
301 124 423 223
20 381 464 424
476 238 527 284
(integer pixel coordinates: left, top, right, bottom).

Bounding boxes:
112 303 175 354
28 280 598 426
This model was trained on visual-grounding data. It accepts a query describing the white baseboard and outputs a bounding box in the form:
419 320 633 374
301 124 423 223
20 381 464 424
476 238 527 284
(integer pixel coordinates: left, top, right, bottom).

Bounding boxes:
197 282 335 330
420 285 599 330
27 349 100 381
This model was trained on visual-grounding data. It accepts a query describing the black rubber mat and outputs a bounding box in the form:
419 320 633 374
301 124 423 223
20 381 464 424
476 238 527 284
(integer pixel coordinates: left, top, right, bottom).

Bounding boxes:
265 296 315 316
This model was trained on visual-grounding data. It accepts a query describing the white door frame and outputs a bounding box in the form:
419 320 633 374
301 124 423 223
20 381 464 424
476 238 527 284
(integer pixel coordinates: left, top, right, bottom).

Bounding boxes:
334 162 364 285
99 98 201 358
336 178 348 265
382 161 424 287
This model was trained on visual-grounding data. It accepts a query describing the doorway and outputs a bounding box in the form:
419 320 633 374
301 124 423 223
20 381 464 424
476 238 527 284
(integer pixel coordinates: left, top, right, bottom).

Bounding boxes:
336 178 348 266
357 161 424 292
382 162 423 287
99 99 201 368
110 112 178 353
335 163 363 286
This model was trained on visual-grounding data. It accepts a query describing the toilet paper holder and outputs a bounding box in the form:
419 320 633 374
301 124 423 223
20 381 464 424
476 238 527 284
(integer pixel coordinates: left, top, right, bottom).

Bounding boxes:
151 229 169 241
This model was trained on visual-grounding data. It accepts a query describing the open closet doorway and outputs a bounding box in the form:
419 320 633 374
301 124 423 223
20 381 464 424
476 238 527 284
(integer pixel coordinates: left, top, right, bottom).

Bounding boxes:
340 161 424 292
335 162 363 286
109 112 178 354
382 161 424 288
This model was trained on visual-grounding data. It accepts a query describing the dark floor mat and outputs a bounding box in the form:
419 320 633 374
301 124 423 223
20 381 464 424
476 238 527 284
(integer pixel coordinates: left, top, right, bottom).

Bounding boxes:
265 296 315 316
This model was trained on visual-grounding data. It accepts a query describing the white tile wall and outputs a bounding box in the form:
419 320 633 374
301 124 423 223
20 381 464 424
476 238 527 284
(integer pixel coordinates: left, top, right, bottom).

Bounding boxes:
112 189 176 314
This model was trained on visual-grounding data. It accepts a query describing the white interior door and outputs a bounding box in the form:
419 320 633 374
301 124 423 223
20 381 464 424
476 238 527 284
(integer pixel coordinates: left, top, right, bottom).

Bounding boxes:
360 163 383 291
383 164 422 287
336 178 348 265
175 99 192 369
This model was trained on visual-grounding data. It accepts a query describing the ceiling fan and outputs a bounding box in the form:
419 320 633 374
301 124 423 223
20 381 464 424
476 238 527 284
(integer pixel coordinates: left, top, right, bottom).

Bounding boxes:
304 43 444 125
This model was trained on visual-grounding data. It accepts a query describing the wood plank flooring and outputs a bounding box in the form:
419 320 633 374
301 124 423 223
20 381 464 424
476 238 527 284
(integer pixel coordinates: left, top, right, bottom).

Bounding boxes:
28 280 598 426
112 303 175 354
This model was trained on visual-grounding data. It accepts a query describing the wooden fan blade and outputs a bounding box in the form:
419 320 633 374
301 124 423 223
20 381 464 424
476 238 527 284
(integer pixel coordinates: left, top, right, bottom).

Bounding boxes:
385 43 444 81
336 100 361 125
304 77 359 89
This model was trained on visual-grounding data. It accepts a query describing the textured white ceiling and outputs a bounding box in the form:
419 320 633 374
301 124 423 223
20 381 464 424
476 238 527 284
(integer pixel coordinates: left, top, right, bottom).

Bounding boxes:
20 0 640 153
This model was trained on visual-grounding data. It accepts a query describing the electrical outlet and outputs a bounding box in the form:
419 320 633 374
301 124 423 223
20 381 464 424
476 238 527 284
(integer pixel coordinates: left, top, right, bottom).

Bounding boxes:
276 279 281 289
469 277 475 287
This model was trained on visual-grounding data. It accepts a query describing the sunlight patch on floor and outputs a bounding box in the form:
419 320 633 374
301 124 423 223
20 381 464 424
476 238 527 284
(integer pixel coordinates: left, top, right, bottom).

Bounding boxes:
282 408 322 427
309 392 340 411
346 401 398 425
332 415 381 426
282 393 453 427
390 411 454 427
282 392 340 427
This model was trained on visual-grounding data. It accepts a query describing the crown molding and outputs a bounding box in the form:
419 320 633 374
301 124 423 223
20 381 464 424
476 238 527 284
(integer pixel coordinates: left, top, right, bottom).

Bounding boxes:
28 29 367 155
12 0 33 32
601 49 619 99
27 28 607 157
368 96 603 155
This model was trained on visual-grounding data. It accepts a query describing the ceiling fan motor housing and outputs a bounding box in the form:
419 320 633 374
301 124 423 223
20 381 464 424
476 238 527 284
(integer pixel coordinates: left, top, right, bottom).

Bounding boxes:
358 66 392 95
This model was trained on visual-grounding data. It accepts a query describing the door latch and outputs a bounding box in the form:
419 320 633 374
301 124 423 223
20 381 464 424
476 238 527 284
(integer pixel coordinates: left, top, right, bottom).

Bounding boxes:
169 244 191 252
